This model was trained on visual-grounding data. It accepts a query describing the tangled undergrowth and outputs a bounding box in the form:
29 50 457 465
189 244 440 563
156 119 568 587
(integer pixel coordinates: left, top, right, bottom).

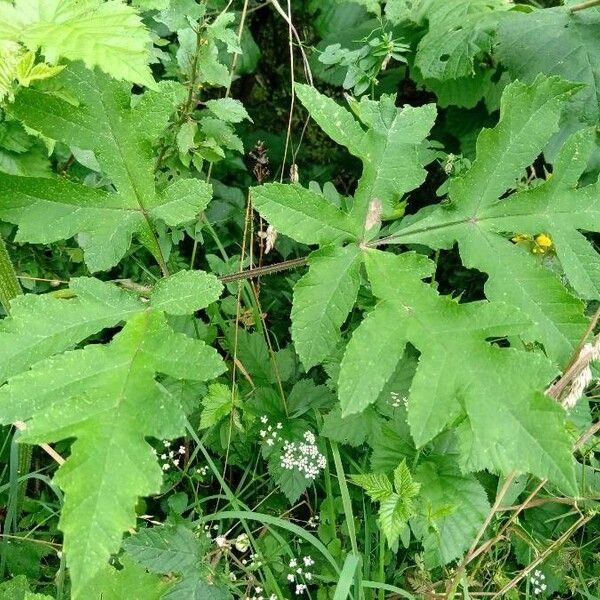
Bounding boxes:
0 0 600 598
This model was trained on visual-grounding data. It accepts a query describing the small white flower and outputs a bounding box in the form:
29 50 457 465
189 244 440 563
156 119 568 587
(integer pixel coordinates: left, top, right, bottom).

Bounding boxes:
303 555 314 567
287 573 295 582
289 558 297 568
178 445 186 454
260 415 269 424
215 535 228 548
234 533 250 552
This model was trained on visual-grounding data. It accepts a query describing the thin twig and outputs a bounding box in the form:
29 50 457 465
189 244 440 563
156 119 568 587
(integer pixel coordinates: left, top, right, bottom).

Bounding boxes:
13 421 65 466
570 0 600 12
491 514 593 598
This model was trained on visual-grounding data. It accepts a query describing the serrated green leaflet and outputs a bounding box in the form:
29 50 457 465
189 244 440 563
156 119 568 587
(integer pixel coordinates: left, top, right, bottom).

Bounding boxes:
0 310 225 596
150 269 223 315
292 244 362 369
0 65 211 271
340 250 575 491
412 456 489 567
353 461 420 546
251 182 360 246
0 277 142 381
294 83 436 227
388 76 589 366
0 0 155 88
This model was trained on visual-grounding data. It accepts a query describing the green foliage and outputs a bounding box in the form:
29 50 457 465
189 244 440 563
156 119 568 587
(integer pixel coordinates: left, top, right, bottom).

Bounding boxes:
0 0 155 88
412 456 490 567
0 65 209 271
2 2 600 598
0 280 224 595
353 460 420 546
123 524 231 598
497 3 600 160
392 76 589 366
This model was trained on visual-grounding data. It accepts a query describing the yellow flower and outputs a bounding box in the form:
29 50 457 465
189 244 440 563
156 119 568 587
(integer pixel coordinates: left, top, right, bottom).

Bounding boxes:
535 233 553 249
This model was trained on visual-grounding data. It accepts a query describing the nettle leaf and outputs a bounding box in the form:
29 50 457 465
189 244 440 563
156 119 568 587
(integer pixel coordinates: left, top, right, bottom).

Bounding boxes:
0 64 210 272
392 76 589 366
0 310 225 596
294 83 437 226
199 383 236 430
292 244 362 369
412 456 489 567
497 4 600 160
123 524 231 599
340 250 575 491
0 0 155 88
353 460 420 546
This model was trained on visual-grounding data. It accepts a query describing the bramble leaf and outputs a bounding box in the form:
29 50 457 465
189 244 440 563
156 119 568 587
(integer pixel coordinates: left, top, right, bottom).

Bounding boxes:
0 310 225 596
0 0 155 88
412 456 489 567
353 460 420 546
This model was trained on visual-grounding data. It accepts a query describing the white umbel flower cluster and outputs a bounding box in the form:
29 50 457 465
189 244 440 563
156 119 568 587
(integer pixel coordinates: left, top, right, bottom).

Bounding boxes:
280 431 326 480
259 415 282 446
530 569 547 595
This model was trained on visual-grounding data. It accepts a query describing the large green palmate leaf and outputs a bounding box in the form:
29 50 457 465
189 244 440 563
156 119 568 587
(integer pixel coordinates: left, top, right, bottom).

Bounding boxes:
0 64 211 271
0 0 155 88
389 76 589 367
252 86 435 368
496 2 600 162
294 83 436 227
339 249 575 491
0 271 223 596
